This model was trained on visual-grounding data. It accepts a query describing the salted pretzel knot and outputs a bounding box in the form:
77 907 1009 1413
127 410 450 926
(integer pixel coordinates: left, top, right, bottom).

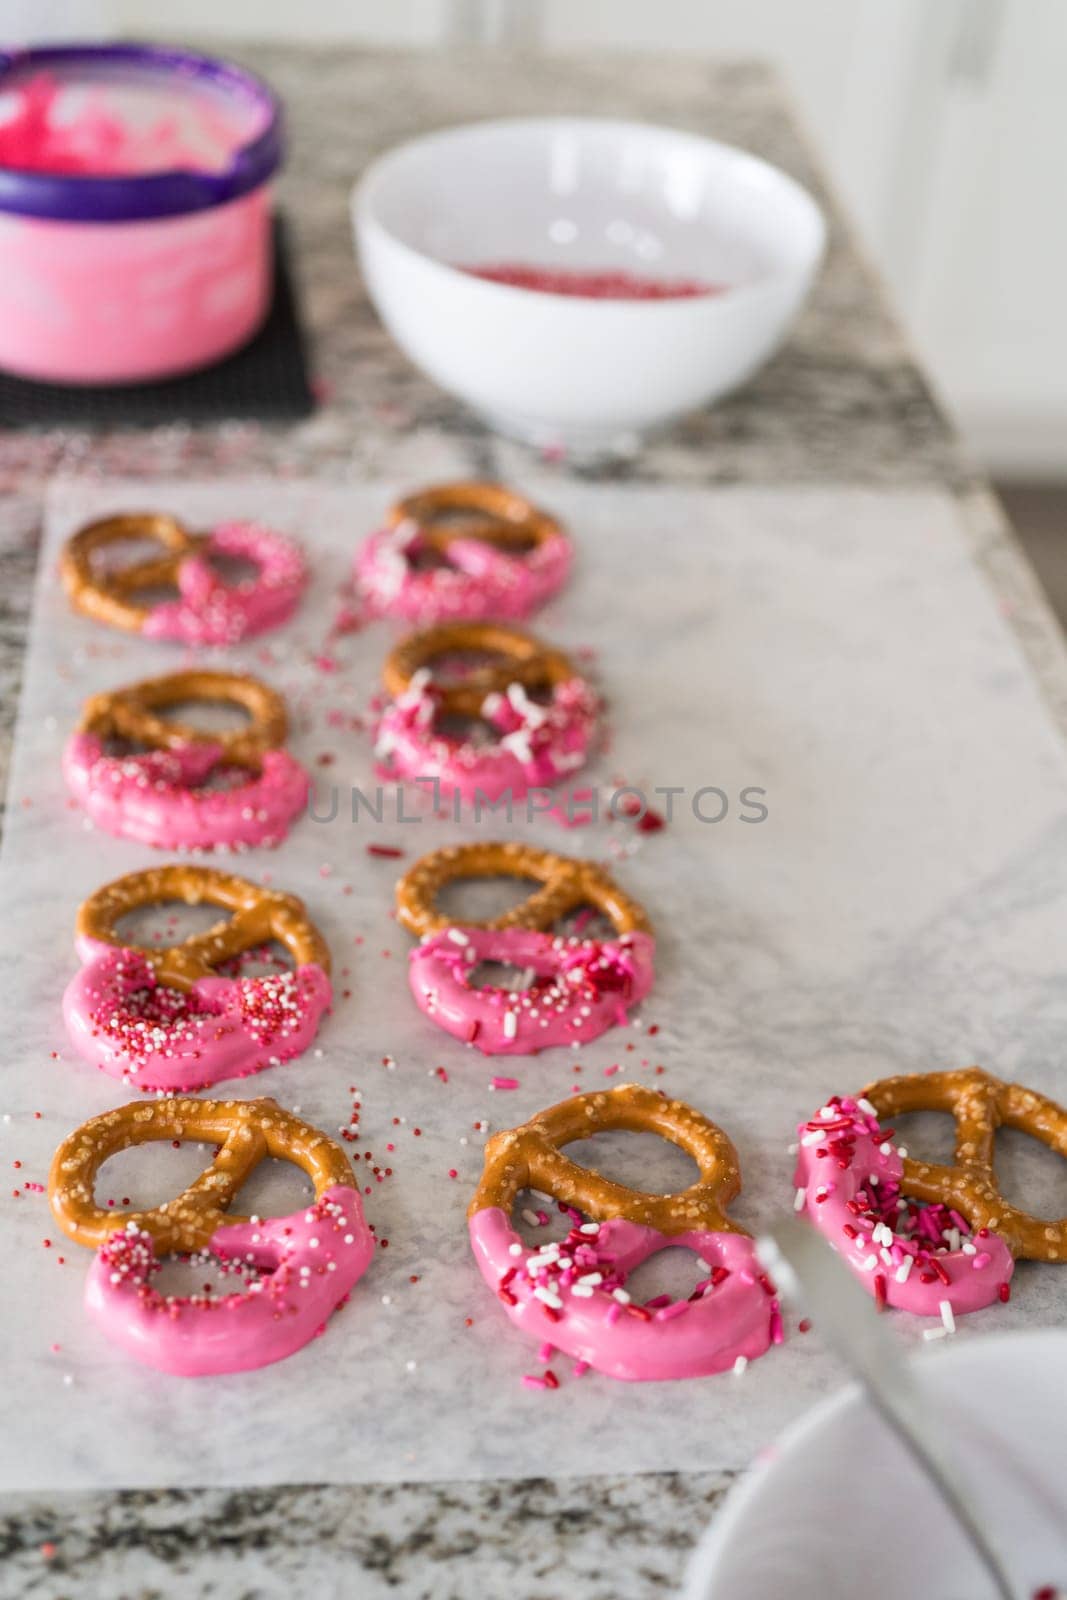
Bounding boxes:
48 1097 355 1254
76 669 289 772
77 864 331 992
863 1067 1067 1260
60 513 201 633
469 1084 744 1236
390 481 563 555
395 841 651 940
382 621 576 720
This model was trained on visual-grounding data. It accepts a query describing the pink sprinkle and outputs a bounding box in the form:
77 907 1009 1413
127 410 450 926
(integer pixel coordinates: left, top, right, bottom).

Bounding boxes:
538 1342 555 1362
491 1076 520 1091
573 1360 590 1377
603 1064 621 1078
521 1374 548 1390
655 1301 688 1322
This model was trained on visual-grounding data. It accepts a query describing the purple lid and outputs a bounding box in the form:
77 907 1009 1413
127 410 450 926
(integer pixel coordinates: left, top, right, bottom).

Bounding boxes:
0 42 284 221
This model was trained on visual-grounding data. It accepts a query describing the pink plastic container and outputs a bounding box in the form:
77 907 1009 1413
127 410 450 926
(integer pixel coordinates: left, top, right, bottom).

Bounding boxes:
0 44 283 384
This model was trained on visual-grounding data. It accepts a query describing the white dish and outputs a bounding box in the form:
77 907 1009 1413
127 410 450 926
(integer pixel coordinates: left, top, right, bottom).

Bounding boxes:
352 117 825 453
683 1329 1067 1600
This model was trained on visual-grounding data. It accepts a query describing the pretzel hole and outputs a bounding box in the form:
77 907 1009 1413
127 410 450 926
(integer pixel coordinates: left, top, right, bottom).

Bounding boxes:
562 1129 702 1196
94 1139 215 1212
510 1189 575 1247
204 550 260 586
467 960 541 993
623 1245 712 1307
154 698 254 734
990 1126 1067 1223
88 535 172 577
881 1111 958 1169
151 1249 271 1300
217 940 295 980
114 900 232 950
435 875 544 924
231 1155 317 1219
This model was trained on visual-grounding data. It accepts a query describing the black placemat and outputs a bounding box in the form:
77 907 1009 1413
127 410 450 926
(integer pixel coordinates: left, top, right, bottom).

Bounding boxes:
0 217 314 428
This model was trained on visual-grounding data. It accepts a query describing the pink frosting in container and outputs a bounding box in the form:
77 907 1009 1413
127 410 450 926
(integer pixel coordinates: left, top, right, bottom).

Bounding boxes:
0 44 283 383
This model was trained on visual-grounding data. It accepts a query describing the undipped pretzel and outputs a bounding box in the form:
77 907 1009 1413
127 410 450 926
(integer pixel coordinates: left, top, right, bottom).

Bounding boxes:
468 1086 775 1380
63 865 332 1090
63 669 309 850
396 843 655 1055
60 512 306 644
49 1098 374 1375
355 481 571 624
376 622 598 805
793 1067 1067 1318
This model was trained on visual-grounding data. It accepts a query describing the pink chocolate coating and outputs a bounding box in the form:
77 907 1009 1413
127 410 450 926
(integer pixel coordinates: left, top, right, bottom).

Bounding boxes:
62 944 331 1091
376 673 598 805
409 926 654 1055
85 1185 374 1375
794 1096 1014 1316
470 1209 773 1380
142 522 306 645
355 521 571 625
63 731 309 851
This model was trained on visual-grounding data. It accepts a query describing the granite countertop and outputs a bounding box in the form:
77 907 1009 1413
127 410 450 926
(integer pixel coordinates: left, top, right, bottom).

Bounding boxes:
1 42 1065 1600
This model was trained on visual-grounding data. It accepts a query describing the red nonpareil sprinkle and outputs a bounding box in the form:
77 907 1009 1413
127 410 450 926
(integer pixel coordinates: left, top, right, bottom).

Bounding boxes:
464 263 724 301
448 1168 458 1179
798 1318 812 1334
366 844 405 859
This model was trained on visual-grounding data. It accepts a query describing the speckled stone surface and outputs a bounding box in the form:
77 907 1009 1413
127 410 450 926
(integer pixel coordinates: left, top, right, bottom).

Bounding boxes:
2 43 1066 1600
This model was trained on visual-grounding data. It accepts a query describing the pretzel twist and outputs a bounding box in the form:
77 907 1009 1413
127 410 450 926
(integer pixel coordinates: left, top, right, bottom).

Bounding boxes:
77 864 331 991
390 482 563 555
77 669 289 773
382 621 576 720
470 1084 744 1235
49 1097 355 1254
863 1067 1067 1260
60 514 201 632
395 841 651 940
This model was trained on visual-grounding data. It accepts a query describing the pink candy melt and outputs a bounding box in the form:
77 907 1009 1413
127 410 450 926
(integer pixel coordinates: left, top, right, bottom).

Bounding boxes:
794 1096 1014 1317
86 1185 373 1375
376 673 598 805
470 1209 772 1380
462 264 724 300
140 522 307 645
62 945 331 1091
63 733 309 851
355 519 571 625
0 74 239 176
410 925 655 1055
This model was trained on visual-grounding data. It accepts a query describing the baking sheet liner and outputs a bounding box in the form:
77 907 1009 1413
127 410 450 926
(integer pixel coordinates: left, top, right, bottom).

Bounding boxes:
3 478 1067 1491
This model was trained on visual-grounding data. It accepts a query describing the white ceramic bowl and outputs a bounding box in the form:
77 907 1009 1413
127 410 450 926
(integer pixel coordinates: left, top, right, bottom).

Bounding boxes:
684 1329 1067 1600
352 117 825 453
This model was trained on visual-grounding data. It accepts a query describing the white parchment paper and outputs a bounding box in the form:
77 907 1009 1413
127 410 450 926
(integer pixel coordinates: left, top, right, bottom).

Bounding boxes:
3 478 1067 1492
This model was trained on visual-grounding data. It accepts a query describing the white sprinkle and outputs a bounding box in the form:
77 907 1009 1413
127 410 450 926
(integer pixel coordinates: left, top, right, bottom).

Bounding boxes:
862 1254 878 1272
786 1141 799 1155
570 1284 594 1298
895 1256 914 1284
406 1359 417 1372
897 1146 908 1159
857 1098 877 1116
612 1288 631 1304
381 1295 392 1305
577 1272 603 1286
732 1355 748 1375
579 1222 599 1235
533 1286 563 1309
521 1209 540 1227
801 1130 825 1147
509 1242 523 1257
503 1011 518 1040
923 1326 948 1341
961 1240 977 1256
447 928 470 946
793 1187 806 1212
939 1300 956 1334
